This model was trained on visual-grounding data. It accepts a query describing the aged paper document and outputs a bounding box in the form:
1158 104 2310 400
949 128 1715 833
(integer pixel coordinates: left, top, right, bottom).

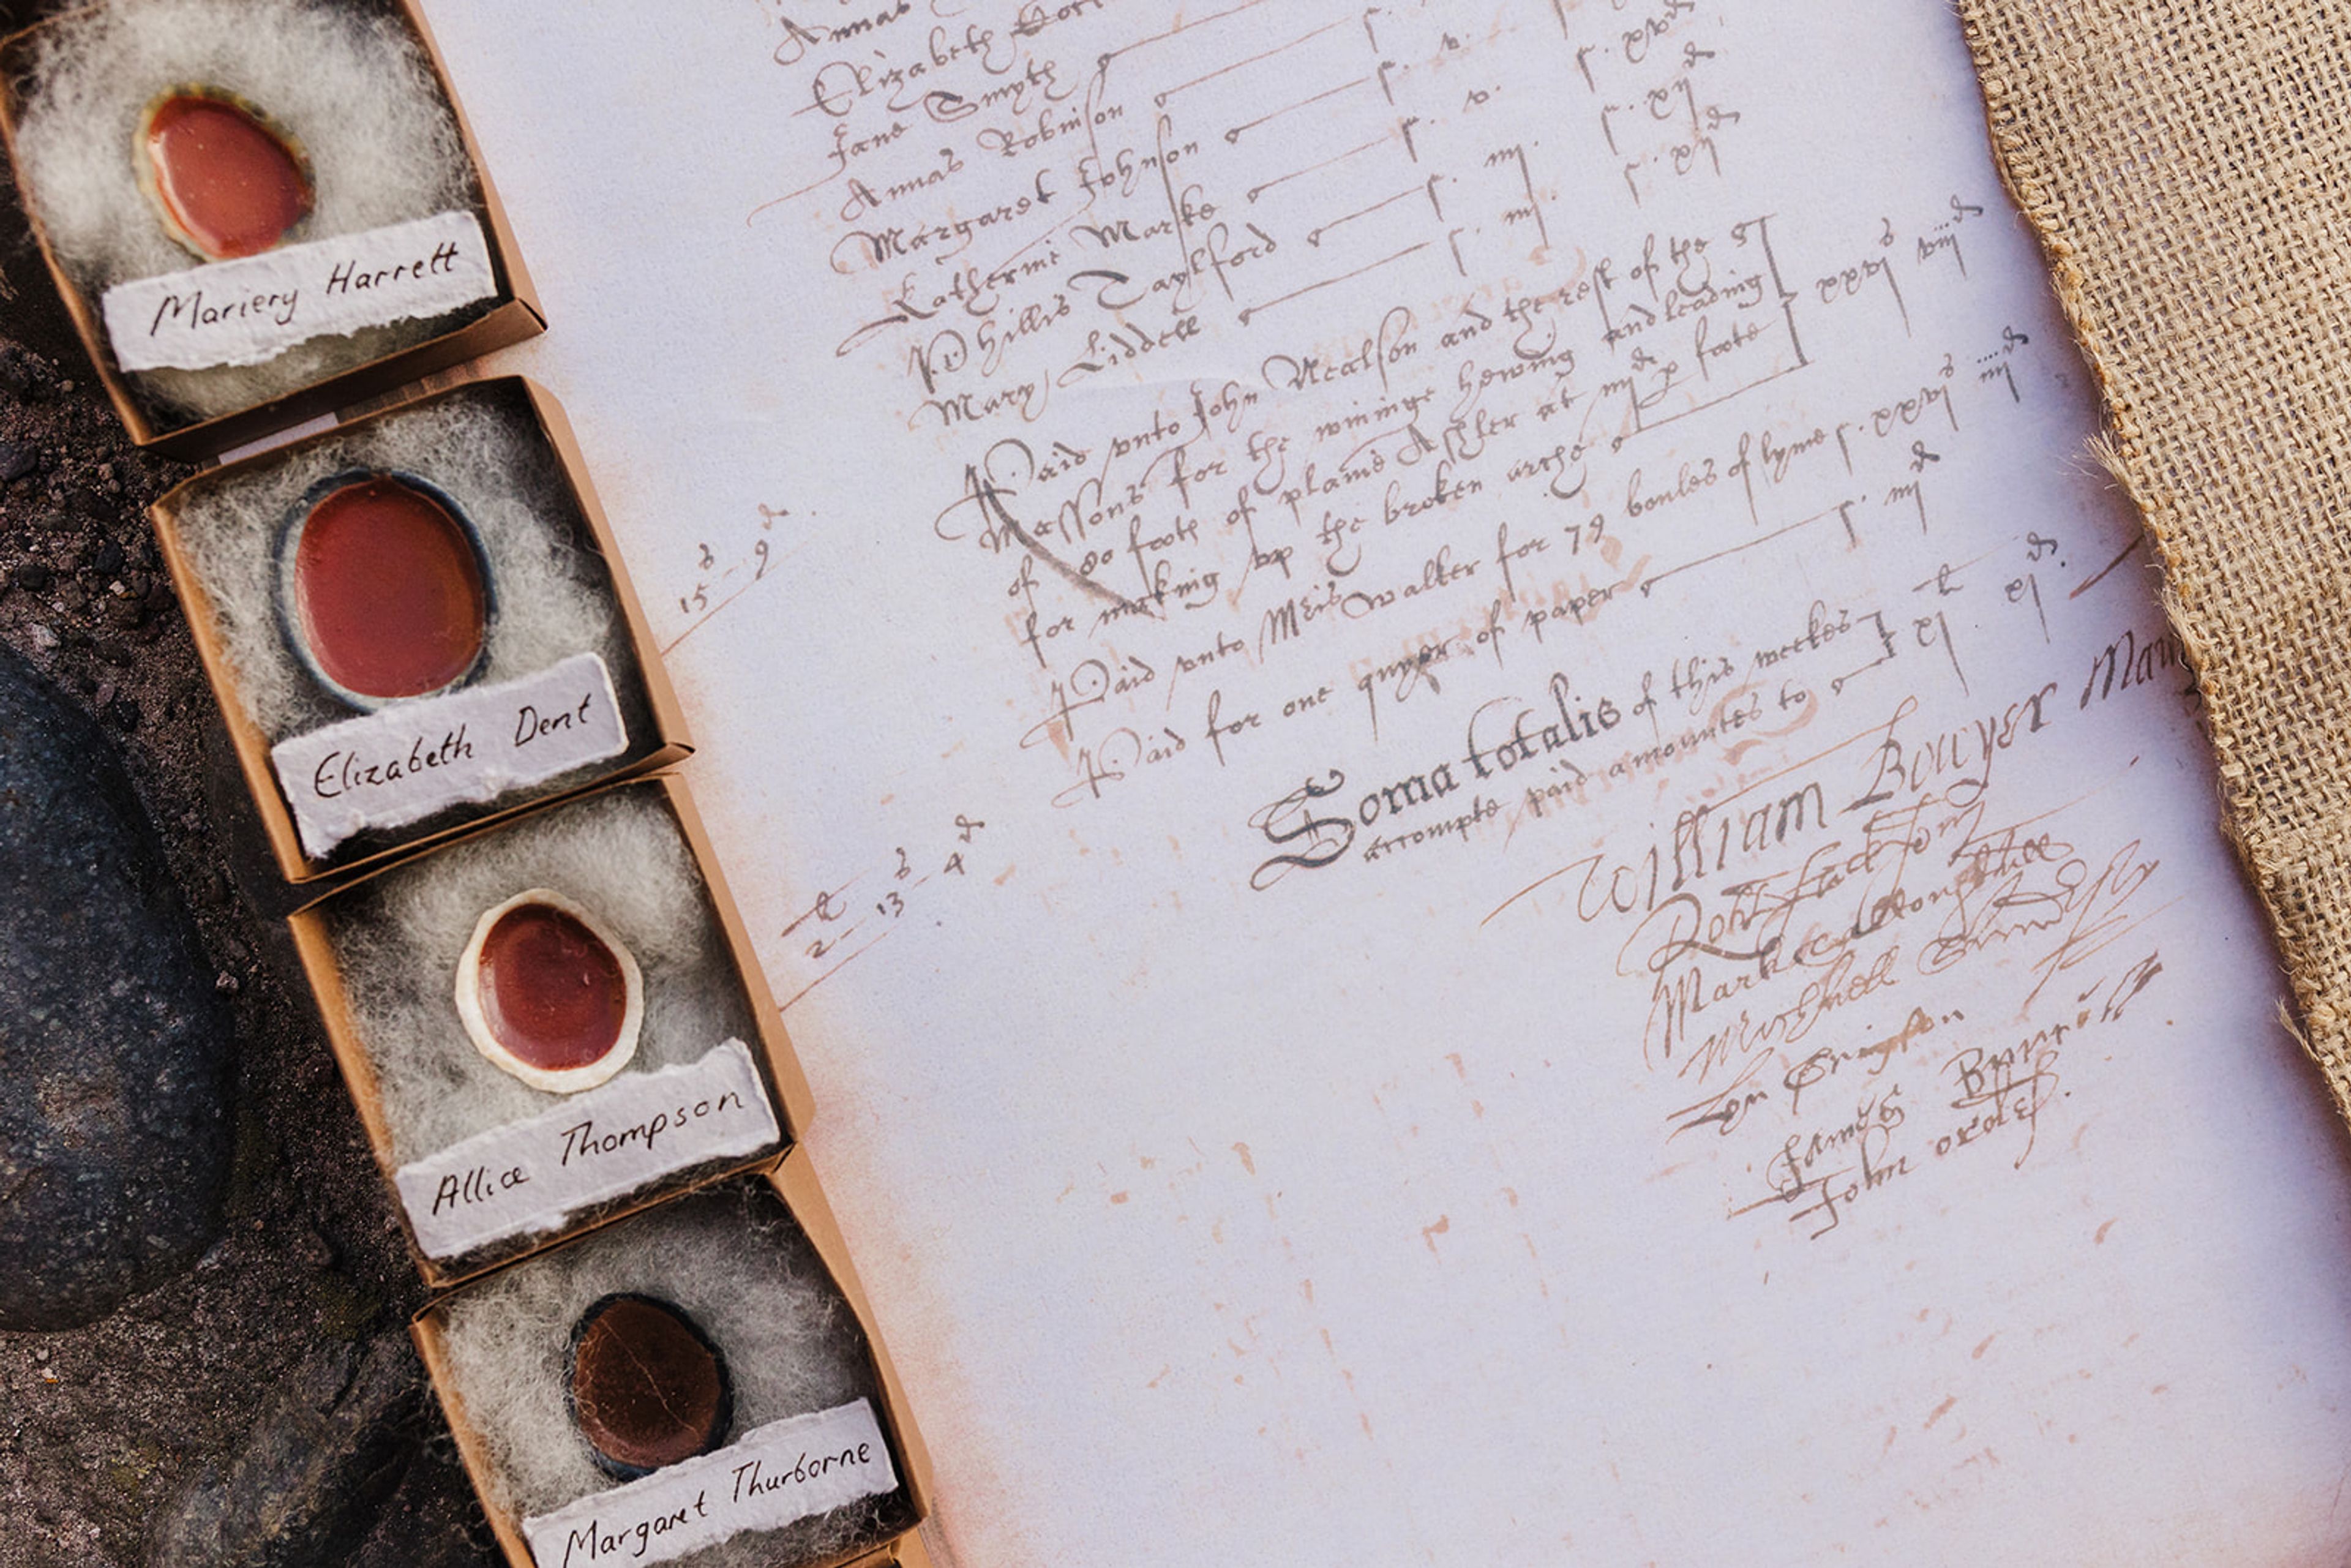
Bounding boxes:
425 0 2351 1559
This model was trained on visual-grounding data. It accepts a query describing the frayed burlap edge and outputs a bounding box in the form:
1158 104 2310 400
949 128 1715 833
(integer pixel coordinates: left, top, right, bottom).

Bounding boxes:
1955 4 2351 1127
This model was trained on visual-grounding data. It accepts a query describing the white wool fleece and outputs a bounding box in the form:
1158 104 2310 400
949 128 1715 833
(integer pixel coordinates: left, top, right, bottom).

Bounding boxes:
322 783 768 1167
435 1180 913 1567
10 0 490 421
167 383 627 743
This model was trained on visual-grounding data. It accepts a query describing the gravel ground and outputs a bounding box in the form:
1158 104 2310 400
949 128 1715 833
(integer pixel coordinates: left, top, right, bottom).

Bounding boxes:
0 2 501 1556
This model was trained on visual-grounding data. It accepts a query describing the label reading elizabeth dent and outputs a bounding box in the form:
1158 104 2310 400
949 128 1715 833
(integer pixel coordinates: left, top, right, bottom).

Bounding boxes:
394 1038 779 1260
100 209 498 372
521 1399 898 1568
270 651 626 858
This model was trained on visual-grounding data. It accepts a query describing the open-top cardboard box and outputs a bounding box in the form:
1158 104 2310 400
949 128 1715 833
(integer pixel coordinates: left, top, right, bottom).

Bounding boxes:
0 0 543 457
151 374 690 891
866 1528 942 1568
413 1152 937 1568
289 771 813 1290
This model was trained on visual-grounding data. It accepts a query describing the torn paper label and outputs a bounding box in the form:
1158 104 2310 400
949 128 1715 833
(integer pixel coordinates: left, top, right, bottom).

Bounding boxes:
270 652 626 858
395 1038 779 1260
100 209 497 372
522 1400 896 1568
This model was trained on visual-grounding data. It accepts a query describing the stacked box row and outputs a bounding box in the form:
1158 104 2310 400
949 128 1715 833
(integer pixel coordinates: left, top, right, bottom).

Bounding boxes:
0 4 940 1564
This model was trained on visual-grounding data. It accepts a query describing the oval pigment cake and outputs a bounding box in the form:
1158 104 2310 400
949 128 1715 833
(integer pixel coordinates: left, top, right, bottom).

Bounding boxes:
137 89 312 260
281 473 490 707
455 888 643 1094
568 1293 733 1477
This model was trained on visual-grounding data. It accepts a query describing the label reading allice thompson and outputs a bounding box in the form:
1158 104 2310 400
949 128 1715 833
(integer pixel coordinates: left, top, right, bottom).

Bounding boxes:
392 1039 779 1260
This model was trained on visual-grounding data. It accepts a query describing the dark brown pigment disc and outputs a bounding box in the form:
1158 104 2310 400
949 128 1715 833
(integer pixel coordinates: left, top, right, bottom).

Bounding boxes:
569 1294 732 1476
144 93 312 260
292 477 487 702
477 901 630 1073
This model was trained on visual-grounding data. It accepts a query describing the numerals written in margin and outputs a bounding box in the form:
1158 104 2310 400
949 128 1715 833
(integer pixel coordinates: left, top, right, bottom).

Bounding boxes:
771 815 989 1009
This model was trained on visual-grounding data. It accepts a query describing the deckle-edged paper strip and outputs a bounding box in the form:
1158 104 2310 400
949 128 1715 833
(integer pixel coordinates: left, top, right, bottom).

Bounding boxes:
1955 0 2351 1123
520 1398 897 1568
393 1038 780 1259
100 209 497 371
269 651 626 858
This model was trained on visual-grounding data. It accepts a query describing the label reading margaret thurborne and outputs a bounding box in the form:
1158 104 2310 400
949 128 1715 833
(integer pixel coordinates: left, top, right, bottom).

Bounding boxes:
394 1039 779 1260
270 652 626 859
100 210 497 372
522 1400 897 1568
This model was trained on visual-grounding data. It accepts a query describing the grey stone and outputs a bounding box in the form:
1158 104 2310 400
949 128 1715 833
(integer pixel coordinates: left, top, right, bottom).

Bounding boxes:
0 357 28 402
0 341 58 401
0 639 233 1330
148 1334 426 1567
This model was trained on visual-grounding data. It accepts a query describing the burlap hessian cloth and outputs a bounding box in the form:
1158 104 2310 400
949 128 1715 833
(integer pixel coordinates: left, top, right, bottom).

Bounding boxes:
1957 2 2351 1123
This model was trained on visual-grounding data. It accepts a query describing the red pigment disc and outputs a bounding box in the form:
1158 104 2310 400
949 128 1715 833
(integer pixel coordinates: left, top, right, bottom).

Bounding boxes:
144 93 312 260
571 1296 731 1473
476 901 631 1073
293 478 486 702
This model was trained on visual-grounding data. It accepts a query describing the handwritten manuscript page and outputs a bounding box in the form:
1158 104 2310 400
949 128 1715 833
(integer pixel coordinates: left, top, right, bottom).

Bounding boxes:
422 0 2351 1560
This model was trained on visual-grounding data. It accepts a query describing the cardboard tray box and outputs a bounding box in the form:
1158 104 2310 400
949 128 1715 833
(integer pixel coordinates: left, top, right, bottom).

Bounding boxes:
413 1150 938 1568
289 770 815 1290
865 1528 943 1568
151 373 690 890
0 0 544 457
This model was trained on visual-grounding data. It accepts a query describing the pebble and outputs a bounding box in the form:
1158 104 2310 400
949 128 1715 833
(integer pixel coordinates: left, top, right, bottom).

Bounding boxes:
143 92 315 262
288 475 489 704
569 1293 733 1477
460 891 640 1093
0 341 56 400
0 640 233 1330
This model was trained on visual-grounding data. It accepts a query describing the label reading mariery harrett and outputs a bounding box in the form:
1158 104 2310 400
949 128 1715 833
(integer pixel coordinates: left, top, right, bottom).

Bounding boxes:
521 1399 897 1568
270 652 626 858
394 1039 779 1259
100 210 498 372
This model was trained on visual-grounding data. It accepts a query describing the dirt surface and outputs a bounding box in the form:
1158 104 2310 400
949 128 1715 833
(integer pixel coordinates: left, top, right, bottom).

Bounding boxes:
0 6 499 1556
